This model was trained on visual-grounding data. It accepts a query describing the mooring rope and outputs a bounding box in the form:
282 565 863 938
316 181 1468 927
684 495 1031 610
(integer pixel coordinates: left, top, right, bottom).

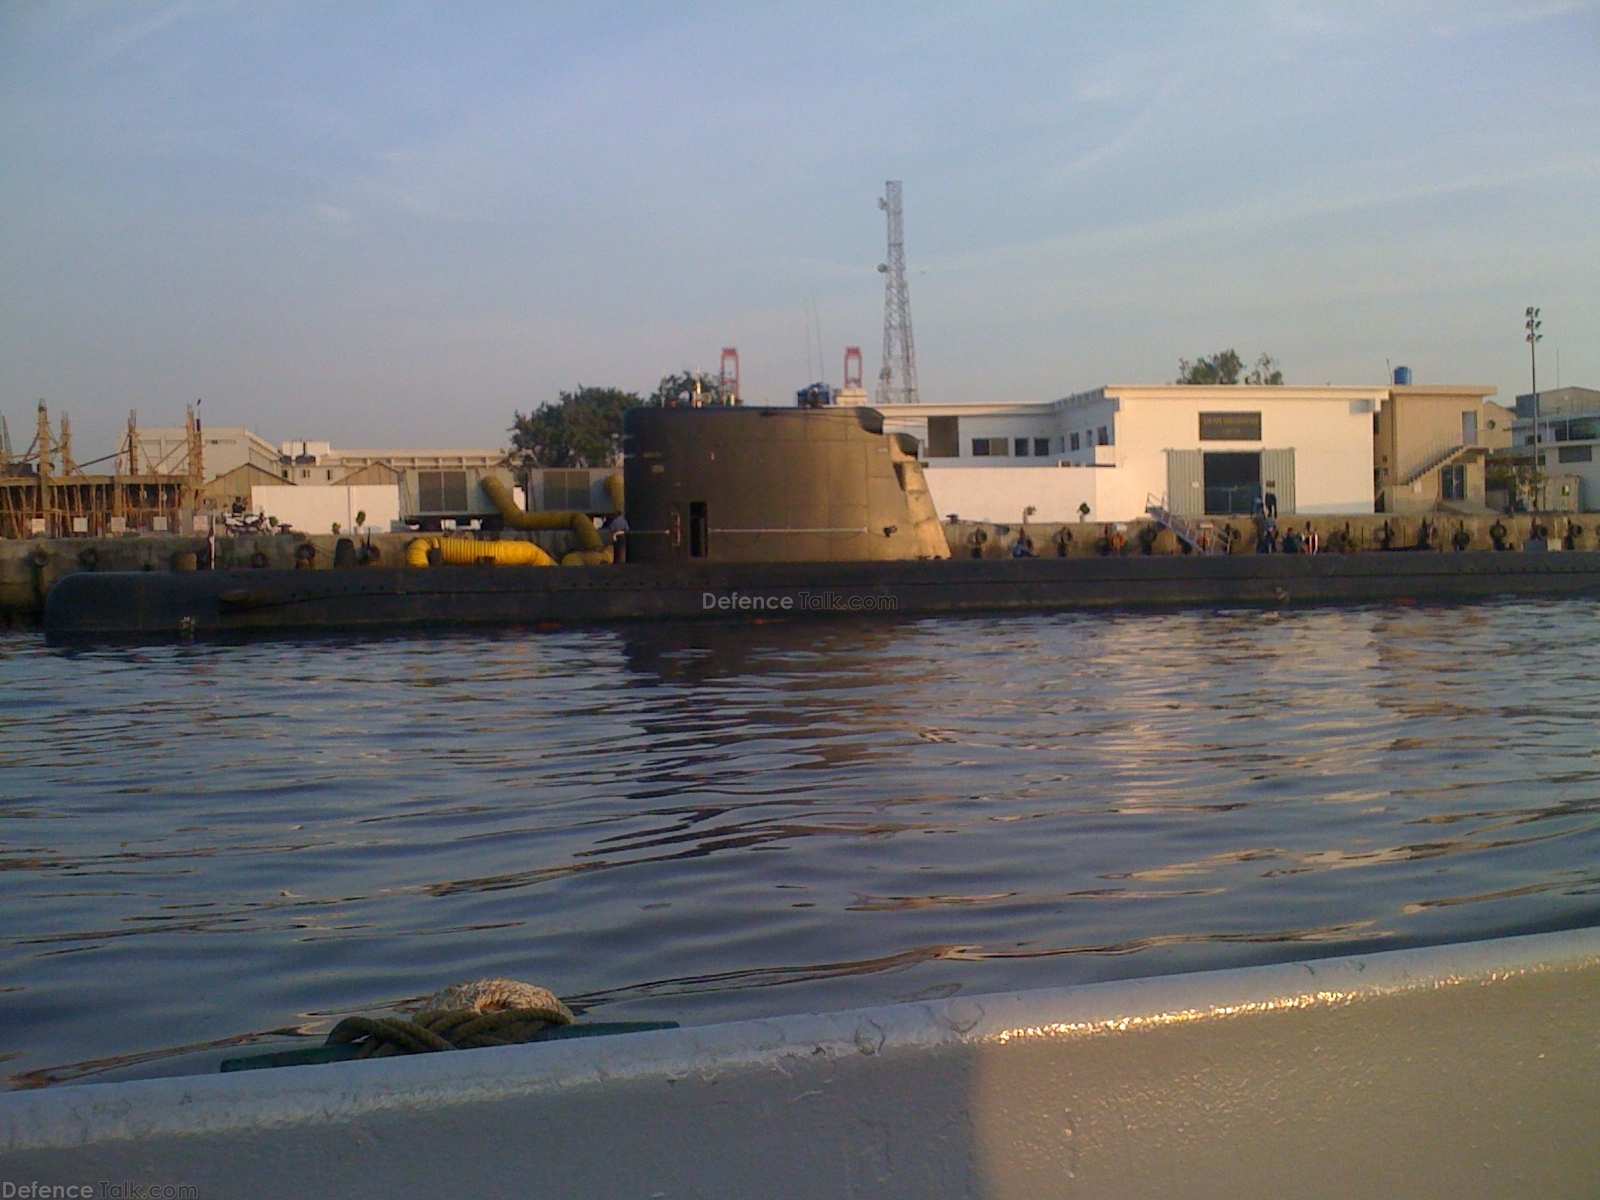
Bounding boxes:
325 978 575 1059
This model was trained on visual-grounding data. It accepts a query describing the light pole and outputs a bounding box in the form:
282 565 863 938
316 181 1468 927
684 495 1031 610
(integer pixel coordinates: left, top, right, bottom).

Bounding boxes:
1526 307 1543 509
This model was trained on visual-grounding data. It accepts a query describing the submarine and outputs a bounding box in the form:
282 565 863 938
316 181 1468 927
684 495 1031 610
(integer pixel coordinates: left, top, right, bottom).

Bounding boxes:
41 404 1600 640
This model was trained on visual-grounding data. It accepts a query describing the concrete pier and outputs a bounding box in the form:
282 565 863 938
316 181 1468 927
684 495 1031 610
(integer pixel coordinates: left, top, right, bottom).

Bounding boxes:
1 531 568 623
5 512 1592 628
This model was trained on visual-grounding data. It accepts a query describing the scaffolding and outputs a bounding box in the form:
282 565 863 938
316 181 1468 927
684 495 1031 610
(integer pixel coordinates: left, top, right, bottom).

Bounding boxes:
0 404 195 539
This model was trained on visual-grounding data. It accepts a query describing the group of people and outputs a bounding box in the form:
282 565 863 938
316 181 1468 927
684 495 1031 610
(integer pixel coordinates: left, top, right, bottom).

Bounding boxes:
1253 518 1320 555
1251 490 1280 519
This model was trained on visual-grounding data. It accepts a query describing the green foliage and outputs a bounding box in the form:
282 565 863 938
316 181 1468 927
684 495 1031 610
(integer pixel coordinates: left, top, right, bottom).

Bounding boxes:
1245 354 1284 385
509 370 736 468
509 386 643 468
1176 350 1283 385
650 371 731 408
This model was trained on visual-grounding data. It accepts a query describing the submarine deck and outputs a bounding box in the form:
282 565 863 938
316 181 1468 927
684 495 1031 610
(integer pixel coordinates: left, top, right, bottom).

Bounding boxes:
40 550 1600 640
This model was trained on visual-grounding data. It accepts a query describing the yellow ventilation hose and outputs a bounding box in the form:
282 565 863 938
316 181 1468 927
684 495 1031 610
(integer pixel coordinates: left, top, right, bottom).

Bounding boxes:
479 476 602 551
405 537 556 568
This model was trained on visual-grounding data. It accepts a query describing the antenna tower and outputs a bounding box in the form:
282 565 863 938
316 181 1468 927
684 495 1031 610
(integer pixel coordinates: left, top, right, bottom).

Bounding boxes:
875 181 919 405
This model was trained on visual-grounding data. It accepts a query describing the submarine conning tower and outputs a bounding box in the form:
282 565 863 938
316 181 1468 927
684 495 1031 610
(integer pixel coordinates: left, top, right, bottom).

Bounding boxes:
622 405 949 564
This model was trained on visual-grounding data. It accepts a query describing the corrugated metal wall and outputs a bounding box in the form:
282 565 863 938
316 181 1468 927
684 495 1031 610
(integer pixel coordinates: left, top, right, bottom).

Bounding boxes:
1166 449 1204 516
1262 448 1296 514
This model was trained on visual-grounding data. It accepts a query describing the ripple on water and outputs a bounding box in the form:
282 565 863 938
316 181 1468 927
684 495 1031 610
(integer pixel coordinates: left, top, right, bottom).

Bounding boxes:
5 601 1600 1085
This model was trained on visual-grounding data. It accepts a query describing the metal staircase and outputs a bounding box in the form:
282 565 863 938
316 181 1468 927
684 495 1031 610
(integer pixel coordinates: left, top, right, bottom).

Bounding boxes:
1398 443 1468 487
1145 494 1230 555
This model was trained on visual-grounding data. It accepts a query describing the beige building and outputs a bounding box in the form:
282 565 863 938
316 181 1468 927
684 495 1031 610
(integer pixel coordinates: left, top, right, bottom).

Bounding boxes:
203 461 291 506
1373 386 1510 514
278 440 508 485
126 425 281 481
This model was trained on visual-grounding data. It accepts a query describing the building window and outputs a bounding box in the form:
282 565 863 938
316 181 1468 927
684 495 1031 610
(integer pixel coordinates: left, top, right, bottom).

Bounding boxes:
1461 411 1478 445
1440 464 1466 500
1014 438 1030 457
1070 432 1081 451
926 416 959 458
1199 412 1263 441
1085 429 1095 446
418 470 469 512
1559 445 1593 464
971 438 1009 456
541 469 591 510
1097 425 1111 446
1033 437 1050 457
1552 418 1600 443
972 438 989 457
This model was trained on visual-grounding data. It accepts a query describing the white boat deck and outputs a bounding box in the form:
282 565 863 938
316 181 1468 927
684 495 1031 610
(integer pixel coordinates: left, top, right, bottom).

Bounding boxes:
4 928 1599 1198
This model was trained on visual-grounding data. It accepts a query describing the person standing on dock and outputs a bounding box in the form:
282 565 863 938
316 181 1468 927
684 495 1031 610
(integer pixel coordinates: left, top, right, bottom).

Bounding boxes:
600 514 629 563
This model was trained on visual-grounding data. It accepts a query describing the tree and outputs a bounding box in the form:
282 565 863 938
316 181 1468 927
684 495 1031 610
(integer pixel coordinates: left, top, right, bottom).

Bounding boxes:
650 370 731 408
1176 350 1283 385
509 385 642 468
1245 354 1284 385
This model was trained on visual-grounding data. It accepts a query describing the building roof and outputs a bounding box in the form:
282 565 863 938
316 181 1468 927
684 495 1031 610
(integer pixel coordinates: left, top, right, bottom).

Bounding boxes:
875 383 1498 418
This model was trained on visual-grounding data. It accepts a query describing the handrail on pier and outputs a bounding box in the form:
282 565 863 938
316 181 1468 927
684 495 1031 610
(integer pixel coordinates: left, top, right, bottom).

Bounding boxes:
1145 493 1230 555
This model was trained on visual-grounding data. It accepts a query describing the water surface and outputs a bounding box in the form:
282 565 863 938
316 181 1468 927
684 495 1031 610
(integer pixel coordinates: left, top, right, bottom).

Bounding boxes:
3 601 1599 1086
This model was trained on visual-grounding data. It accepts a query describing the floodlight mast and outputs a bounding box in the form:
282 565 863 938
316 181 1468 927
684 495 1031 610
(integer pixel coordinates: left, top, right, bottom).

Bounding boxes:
875 182 919 406
1526 306 1543 504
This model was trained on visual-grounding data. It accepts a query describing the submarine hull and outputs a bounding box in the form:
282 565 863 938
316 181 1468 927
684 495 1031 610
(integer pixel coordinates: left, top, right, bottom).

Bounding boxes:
40 551 1600 640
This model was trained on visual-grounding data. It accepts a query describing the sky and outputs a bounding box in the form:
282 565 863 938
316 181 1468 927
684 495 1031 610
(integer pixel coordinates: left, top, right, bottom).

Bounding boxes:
1 1 1596 459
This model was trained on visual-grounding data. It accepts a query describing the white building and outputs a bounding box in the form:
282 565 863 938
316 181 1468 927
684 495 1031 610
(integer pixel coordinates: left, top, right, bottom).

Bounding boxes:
249 484 403 536
876 385 1403 523
278 440 507 485
1508 387 1600 510
126 425 281 480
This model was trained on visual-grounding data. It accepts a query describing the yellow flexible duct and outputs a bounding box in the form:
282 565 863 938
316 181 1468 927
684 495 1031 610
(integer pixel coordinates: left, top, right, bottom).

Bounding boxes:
480 475 601 552
405 537 556 568
603 472 623 513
